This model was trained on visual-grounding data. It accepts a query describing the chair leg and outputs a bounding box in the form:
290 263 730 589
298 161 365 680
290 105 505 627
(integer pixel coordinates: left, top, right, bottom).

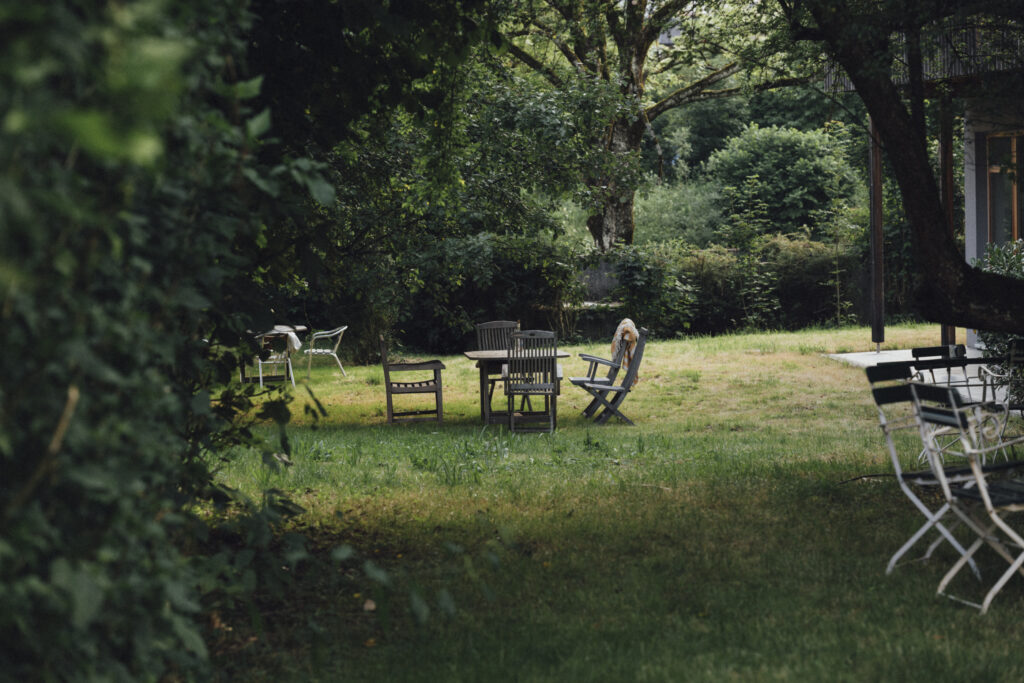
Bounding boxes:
333 353 347 377
287 357 295 388
886 505 980 579
594 393 633 425
435 372 443 423
980 514 1024 613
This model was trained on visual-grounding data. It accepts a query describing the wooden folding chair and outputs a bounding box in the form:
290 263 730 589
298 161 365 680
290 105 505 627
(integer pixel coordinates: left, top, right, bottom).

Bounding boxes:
476 320 519 408
505 330 560 433
575 327 648 425
569 324 630 419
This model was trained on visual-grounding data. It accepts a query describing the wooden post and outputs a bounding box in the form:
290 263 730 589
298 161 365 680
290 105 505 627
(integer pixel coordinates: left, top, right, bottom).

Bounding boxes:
939 97 956 346
869 116 885 348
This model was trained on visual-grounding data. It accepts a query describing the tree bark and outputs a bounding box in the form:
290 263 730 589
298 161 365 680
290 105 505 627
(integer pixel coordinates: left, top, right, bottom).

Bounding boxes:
587 116 645 250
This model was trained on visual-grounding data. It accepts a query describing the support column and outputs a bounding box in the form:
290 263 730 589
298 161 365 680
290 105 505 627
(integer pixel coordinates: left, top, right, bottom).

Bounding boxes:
939 97 956 346
869 116 885 349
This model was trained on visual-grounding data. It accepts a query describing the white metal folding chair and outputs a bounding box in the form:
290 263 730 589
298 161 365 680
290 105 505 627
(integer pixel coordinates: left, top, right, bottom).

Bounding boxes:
979 338 1024 431
866 362 979 577
911 381 1024 613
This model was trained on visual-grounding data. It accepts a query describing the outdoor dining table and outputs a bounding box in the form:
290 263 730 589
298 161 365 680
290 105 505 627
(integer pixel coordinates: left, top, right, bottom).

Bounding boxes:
464 348 570 424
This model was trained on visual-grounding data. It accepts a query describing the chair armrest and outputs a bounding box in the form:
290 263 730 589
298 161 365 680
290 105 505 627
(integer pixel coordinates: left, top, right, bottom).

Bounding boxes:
582 382 626 393
389 360 445 371
578 353 619 368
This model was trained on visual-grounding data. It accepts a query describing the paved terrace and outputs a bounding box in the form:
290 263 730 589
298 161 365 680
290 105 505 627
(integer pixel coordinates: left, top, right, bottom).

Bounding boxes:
829 346 1007 404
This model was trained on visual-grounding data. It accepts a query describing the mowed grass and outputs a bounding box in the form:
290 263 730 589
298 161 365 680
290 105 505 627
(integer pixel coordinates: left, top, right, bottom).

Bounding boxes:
210 324 1024 682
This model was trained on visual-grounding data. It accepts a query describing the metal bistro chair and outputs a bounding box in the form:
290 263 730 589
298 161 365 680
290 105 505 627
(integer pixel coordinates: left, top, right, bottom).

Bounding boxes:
506 330 560 433
379 335 445 424
476 320 519 408
911 381 1024 613
866 362 987 577
980 338 1024 427
909 344 987 403
304 325 348 377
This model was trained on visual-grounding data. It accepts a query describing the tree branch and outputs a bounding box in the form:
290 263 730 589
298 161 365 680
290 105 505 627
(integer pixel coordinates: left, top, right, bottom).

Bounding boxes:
503 39 565 87
645 62 743 120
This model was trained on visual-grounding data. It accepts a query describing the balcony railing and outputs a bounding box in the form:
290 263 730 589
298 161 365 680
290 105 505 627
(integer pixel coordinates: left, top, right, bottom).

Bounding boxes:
824 19 1024 93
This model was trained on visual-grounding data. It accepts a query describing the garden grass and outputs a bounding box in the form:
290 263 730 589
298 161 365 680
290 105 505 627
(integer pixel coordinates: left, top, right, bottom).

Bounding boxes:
210 324 1024 682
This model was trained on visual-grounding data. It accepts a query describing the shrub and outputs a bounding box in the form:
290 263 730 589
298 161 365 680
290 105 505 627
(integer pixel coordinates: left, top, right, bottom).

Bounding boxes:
976 239 1024 406
608 242 698 338
634 178 724 246
401 234 585 353
756 233 861 330
596 235 861 337
705 124 857 242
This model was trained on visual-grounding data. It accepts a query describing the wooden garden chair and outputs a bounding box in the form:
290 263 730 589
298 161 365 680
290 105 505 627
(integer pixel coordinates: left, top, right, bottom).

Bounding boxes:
575 326 648 425
476 320 519 408
379 335 445 424
568 319 637 419
505 330 560 433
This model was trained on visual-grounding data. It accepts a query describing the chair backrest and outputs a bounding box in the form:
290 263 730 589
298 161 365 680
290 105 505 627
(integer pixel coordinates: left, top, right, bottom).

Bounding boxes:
616 327 648 391
477 320 518 351
312 325 347 352
910 345 984 401
507 330 558 392
912 344 966 361
865 360 915 385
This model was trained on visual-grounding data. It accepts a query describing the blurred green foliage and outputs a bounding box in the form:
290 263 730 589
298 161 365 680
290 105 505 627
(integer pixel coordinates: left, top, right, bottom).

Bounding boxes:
0 0 489 679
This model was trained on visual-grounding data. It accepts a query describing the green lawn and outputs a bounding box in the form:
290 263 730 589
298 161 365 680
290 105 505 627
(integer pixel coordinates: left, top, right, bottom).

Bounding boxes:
209 324 1024 682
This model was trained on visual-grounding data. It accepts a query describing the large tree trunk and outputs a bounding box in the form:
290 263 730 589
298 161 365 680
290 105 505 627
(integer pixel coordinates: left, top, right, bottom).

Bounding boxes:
587 116 645 251
587 194 636 251
804 4 1024 335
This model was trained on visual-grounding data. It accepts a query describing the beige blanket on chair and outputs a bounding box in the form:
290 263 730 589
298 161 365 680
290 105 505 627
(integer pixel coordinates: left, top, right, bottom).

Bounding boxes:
611 318 639 382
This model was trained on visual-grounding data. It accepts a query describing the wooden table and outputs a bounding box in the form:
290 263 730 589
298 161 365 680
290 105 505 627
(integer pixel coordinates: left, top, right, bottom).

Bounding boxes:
464 348 569 424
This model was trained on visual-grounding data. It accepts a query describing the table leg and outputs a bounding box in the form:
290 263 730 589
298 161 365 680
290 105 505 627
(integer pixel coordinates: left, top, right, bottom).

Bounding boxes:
478 362 489 424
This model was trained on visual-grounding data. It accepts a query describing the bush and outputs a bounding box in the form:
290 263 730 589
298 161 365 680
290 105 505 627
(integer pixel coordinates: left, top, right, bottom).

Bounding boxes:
705 124 857 243
608 242 698 338
634 179 724 246
401 234 585 353
757 233 861 330
976 239 1024 406
0 3 313 679
596 235 861 337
